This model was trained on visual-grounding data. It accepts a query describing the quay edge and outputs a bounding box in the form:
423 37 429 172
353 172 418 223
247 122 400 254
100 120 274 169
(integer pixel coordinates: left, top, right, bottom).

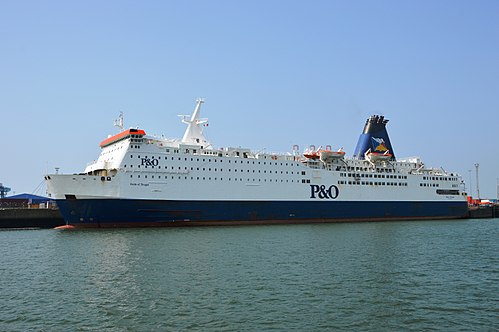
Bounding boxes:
0 208 64 228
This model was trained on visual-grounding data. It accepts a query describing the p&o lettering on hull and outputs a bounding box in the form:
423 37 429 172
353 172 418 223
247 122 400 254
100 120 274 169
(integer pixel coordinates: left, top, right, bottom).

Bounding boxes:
141 157 159 167
310 185 339 199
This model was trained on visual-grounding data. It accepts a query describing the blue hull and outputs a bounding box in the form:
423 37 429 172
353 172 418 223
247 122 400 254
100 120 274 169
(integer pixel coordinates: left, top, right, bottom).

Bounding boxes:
56 199 469 227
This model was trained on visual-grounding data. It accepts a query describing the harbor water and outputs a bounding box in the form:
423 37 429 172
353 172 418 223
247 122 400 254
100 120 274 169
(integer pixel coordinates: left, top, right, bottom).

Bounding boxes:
1 219 497 331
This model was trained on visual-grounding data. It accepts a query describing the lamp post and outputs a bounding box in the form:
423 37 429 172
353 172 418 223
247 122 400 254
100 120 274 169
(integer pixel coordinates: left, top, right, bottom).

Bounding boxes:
474 163 480 200
468 170 473 197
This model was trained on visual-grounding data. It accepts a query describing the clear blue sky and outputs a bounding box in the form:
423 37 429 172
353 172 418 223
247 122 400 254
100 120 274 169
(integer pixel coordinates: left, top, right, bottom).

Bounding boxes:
1 0 498 198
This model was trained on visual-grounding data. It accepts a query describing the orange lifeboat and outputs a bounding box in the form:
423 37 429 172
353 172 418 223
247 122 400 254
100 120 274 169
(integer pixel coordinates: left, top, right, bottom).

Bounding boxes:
303 145 320 160
365 149 392 162
319 147 345 162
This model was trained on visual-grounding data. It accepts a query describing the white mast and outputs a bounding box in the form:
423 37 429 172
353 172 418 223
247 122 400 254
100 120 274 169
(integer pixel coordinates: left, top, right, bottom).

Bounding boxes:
179 98 211 148
114 111 124 132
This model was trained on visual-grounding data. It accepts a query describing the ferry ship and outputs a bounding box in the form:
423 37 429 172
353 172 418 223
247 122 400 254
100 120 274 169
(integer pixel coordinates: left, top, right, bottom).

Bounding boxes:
45 99 468 227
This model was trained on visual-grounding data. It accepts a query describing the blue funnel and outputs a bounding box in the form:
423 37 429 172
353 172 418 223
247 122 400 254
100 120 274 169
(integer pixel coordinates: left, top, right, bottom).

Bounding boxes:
353 115 395 160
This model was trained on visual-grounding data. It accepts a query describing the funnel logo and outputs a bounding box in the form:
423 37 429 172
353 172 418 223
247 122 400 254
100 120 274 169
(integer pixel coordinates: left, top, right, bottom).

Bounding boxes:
372 137 388 152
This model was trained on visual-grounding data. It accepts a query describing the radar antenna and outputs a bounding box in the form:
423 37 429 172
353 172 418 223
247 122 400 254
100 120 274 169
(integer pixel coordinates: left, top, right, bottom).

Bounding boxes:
114 111 125 131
